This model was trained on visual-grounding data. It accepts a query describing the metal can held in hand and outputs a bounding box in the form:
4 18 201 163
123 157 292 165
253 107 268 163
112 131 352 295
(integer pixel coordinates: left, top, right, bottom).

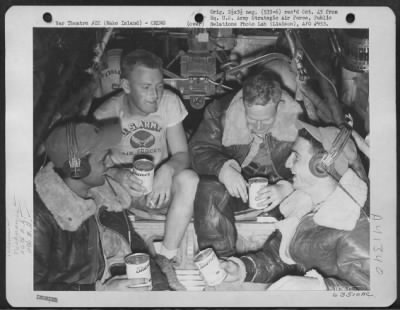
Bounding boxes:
248 177 269 210
194 248 226 286
125 253 152 287
132 158 154 195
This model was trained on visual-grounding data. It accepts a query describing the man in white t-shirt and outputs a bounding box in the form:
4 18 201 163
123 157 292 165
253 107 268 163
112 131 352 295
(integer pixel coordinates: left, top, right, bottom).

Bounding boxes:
94 49 199 263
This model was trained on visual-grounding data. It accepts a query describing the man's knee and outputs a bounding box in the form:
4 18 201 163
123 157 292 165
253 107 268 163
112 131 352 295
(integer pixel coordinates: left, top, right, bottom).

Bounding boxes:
194 175 236 232
195 176 230 214
172 169 199 201
196 175 226 198
194 177 237 256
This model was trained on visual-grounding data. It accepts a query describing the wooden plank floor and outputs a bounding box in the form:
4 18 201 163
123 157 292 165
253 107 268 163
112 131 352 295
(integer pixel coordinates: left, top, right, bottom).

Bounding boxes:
131 219 276 290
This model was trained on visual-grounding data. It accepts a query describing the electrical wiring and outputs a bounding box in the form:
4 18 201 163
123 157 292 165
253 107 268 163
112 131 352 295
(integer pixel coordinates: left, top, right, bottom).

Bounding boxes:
207 78 233 91
293 31 339 98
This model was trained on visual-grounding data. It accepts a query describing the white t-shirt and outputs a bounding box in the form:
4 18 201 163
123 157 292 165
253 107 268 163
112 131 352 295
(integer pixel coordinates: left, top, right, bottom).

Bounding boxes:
94 90 188 166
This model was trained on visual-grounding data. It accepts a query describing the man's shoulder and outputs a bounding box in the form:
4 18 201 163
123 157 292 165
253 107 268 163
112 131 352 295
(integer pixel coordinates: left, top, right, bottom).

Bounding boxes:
160 89 183 106
94 93 125 118
34 191 47 212
206 91 238 116
34 191 56 225
350 213 370 237
158 89 187 122
163 88 180 98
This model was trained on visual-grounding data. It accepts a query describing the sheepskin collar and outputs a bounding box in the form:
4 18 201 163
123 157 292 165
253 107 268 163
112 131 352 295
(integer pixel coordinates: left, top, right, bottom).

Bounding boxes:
313 168 368 231
35 163 98 231
35 163 131 232
222 90 302 147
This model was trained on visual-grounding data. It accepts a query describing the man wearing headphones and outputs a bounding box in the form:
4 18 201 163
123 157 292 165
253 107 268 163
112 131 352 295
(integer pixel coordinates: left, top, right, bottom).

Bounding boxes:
34 120 168 291
214 121 370 291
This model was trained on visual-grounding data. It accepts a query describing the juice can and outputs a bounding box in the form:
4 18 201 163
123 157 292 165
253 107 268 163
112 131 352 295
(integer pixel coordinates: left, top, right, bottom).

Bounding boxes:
125 253 152 287
248 177 269 209
132 158 154 195
194 248 226 286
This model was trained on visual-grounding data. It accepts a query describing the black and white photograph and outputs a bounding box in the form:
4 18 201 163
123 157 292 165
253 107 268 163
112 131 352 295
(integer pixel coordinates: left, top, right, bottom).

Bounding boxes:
5 6 396 307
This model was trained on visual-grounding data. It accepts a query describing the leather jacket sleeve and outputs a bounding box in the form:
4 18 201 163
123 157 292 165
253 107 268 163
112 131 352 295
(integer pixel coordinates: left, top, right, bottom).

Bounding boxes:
241 217 370 290
240 231 306 283
34 205 78 291
189 101 233 177
34 206 53 290
324 217 370 291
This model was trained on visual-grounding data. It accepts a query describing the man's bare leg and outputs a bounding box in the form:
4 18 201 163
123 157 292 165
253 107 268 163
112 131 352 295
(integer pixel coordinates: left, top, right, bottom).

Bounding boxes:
157 169 198 259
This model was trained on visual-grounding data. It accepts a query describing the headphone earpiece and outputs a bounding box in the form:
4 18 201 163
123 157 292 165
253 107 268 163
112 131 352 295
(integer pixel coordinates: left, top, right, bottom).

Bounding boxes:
309 152 329 178
62 155 91 179
308 125 353 179
63 123 91 179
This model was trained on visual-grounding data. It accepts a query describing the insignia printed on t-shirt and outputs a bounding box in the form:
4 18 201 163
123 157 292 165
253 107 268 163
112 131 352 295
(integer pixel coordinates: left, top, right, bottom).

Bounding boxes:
130 130 156 148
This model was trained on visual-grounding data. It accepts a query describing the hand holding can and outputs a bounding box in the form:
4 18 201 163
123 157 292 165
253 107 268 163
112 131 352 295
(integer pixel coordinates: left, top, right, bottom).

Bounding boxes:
253 181 293 211
219 259 242 283
132 158 154 195
119 169 147 197
248 177 269 210
108 166 147 197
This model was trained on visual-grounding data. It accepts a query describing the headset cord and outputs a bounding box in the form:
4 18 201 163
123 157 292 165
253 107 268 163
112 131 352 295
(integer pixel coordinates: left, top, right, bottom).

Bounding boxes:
326 170 370 222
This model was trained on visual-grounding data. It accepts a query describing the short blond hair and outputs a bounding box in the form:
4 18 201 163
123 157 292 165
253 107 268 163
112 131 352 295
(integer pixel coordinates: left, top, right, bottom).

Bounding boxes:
120 49 163 79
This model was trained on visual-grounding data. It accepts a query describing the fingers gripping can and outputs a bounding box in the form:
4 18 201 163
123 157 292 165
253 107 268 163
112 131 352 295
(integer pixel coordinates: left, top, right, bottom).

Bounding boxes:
248 177 269 209
125 253 152 286
194 248 226 286
133 158 154 195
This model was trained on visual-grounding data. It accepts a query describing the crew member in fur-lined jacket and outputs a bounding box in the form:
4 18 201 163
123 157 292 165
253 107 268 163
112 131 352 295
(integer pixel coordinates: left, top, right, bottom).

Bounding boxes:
216 122 369 291
189 70 303 256
34 120 168 291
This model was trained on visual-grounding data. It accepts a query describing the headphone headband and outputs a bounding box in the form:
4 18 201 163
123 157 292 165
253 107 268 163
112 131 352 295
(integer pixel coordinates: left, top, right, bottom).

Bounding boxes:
309 125 352 178
67 123 81 172
64 122 91 179
320 125 352 171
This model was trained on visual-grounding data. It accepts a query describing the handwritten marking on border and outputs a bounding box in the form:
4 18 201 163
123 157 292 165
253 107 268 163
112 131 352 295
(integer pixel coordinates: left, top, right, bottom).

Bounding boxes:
36 294 58 303
371 213 384 276
332 291 373 298
7 195 33 256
